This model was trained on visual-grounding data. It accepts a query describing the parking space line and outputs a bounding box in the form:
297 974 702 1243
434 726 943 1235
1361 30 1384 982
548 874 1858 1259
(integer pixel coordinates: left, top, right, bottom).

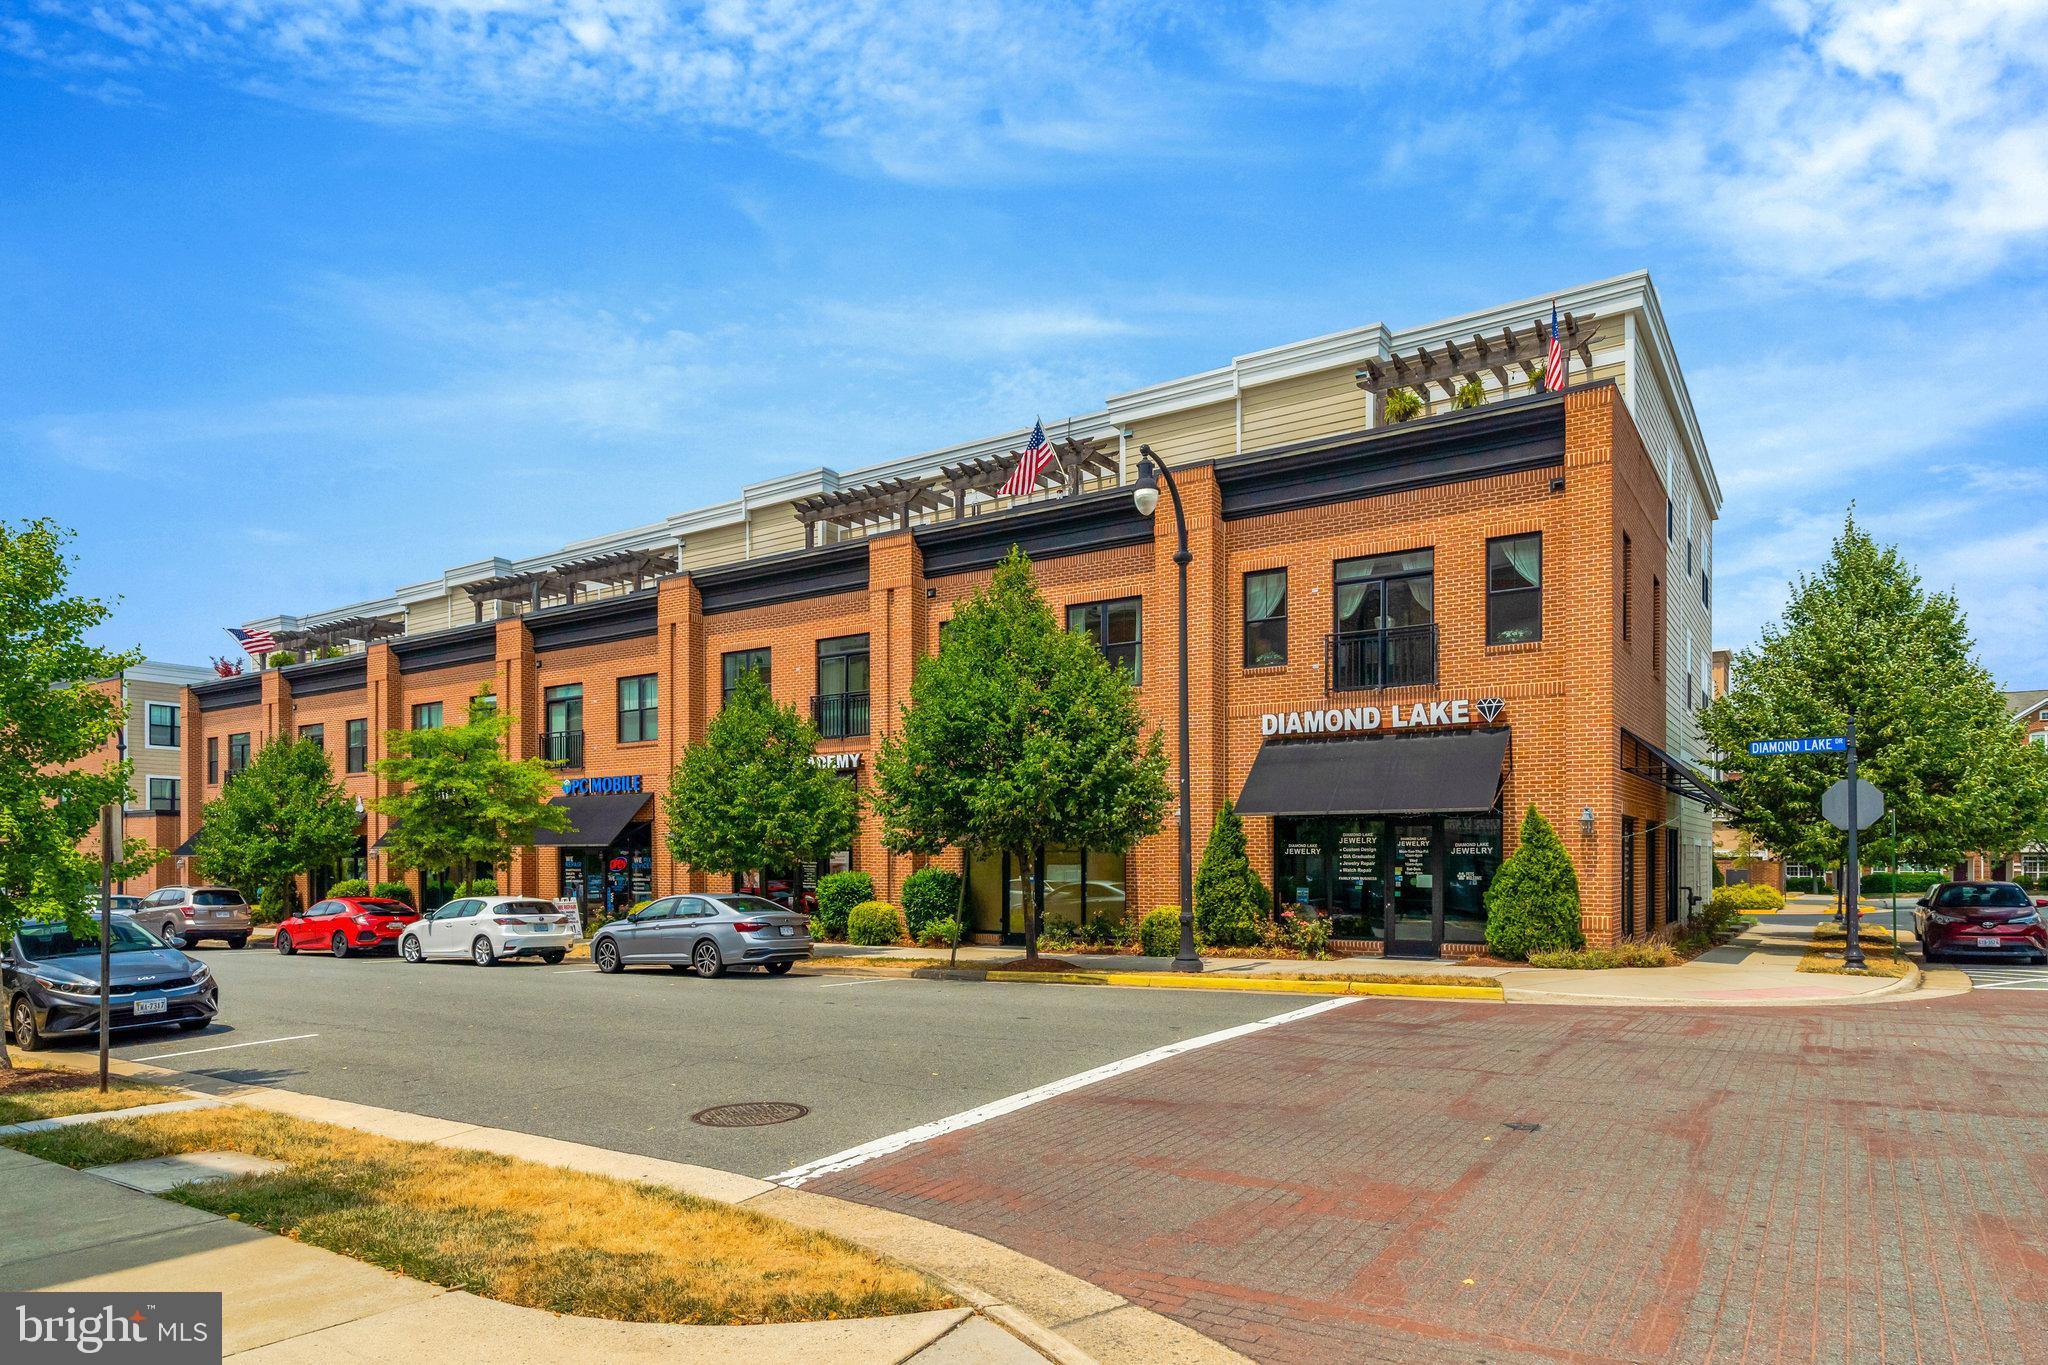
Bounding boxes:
812 976 915 988
130 1032 319 1062
771 995 1357 1186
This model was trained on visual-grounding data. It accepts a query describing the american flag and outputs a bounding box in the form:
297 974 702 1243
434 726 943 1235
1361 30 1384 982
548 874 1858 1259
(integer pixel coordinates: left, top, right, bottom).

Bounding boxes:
228 626 278 658
1544 303 1566 392
998 420 1056 498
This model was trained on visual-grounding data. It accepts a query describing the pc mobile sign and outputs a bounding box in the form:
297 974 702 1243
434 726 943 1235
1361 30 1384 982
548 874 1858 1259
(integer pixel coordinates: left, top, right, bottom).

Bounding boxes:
1748 719 1870 969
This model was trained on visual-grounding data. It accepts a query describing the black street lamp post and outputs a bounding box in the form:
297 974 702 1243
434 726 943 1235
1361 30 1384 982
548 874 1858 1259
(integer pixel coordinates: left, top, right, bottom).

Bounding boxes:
1132 446 1202 973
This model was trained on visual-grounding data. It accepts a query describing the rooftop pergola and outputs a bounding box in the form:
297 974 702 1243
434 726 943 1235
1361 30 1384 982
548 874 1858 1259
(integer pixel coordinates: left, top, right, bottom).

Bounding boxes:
462 547 680 620
794 434 1121 548
1355 313 1601 415
271 614 406 658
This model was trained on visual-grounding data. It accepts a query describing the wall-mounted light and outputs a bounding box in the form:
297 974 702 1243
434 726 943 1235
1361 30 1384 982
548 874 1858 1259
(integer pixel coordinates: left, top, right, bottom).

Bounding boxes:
925 587 936 599
1580 806 1596 837
1550 476 1567 494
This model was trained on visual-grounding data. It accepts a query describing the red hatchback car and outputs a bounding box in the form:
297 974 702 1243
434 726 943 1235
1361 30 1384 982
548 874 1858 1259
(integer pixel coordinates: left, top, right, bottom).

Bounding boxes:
275 897 420 958
1914 881 2048 964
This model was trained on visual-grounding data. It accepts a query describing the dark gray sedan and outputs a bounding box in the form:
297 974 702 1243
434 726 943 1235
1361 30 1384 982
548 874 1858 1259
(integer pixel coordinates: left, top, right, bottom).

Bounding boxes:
591 894 811 978
4 919 219 1050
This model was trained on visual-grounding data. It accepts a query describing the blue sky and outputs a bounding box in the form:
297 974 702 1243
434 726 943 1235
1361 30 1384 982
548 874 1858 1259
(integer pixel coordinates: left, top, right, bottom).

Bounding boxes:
4 1 2046 686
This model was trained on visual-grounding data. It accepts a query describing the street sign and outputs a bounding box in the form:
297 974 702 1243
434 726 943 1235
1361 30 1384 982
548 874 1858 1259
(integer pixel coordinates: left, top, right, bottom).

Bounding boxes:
1748 736 1849 756
1822 777 1884 831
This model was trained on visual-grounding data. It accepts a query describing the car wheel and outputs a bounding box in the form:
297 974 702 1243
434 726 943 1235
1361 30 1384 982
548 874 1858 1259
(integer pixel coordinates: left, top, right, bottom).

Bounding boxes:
400 935 424 964
692 939 724 979
594 940 622 973
472 936 497 967
158 921 184 947
540 949 566 965
331 932 350 960
765 960 794 976
10 997 44 1052
226 935 247 950
276 930 297 956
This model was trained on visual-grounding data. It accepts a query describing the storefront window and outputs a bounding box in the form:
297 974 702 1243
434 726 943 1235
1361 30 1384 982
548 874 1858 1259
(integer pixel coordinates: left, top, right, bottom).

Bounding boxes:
1327 818 1384 940
1044 847 1084 927
1443 814 1502 943
965 847 1130 942
1274 818 1330 915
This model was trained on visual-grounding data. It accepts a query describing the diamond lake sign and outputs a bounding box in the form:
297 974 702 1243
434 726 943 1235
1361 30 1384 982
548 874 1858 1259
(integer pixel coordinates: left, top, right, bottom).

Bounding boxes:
1259 697 1506 739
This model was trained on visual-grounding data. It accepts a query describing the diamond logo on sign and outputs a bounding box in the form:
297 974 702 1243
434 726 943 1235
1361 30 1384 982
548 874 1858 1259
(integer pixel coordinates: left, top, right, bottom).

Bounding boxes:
1476 697 1506 724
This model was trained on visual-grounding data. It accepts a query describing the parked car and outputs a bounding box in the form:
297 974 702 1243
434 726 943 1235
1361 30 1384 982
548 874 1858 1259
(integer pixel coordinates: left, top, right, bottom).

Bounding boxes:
397 896 576 966
740 879 818 917
3 918 218 1050
87 894 145 917
130 886 252 949
1914 881 2048 964
276 896 420 958
591 893 811 978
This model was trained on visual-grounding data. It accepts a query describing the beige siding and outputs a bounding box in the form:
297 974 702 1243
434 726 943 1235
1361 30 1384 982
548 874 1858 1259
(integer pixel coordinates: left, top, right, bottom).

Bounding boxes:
1129 399 1237 465
680 523 747 573
127 679 188 805
405 591 467 634
747 501 810 558
1240 367 1368 451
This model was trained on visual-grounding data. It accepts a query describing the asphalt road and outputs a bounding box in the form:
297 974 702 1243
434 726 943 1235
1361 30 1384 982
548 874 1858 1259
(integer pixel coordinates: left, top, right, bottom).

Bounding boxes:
84 946 1303 1177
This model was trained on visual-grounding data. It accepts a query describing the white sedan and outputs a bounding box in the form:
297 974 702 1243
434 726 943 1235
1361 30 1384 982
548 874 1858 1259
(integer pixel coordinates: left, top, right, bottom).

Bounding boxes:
398 896 577 966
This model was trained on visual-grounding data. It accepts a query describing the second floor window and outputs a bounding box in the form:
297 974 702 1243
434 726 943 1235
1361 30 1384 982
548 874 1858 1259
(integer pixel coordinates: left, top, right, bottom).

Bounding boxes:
299 723 324 751
722 649 771 702
146 702 180 748
1067 598 1141 683
1332 549 1435 689
618 674 658 743
1486 534 1542 645
227 732 251 777
1244 569 1288 667
411 702 443 730
344 719 368 774
147 776 178 813
814 635 870 738
206 736 218 784
543 685 584 765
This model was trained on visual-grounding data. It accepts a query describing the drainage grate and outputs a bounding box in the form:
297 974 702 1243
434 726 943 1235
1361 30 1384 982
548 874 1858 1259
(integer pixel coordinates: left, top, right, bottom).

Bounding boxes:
691 1101 810 1128
1502 1121 1542 1133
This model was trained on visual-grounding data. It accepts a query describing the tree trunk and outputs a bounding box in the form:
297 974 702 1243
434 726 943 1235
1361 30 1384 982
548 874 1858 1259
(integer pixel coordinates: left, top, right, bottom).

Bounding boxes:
1 1031 13 1070
1025 844 1045 961
948 849 970 970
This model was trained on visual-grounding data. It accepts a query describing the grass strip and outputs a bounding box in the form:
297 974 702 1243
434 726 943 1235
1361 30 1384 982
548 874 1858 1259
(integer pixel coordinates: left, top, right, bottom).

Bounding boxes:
0 1063 175 1125
1 1106 949 1325
1526 944 1682 970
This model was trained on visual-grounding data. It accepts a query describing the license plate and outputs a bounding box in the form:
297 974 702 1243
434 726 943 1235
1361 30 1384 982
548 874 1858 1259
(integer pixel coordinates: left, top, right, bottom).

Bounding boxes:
778 925 796 937
213 909 232 918
133 997 167 1016
1976 936 2002 947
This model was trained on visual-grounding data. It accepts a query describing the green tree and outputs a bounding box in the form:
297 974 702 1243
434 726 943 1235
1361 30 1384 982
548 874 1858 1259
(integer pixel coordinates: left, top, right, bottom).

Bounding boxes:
1699 513 2048 873
0 519 150 1067
872 548 1171 962
664 669 857 890
1484 806 1584 960
1194 799 1268 947
193 737 361 918
372 688 569 888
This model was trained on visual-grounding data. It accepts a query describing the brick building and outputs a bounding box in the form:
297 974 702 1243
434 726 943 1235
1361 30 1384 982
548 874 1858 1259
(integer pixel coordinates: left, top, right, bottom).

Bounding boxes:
174 275 1722 954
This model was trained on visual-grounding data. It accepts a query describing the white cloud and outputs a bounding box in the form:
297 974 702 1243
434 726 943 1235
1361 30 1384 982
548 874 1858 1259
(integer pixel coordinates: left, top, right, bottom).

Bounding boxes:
1591 0 2048 293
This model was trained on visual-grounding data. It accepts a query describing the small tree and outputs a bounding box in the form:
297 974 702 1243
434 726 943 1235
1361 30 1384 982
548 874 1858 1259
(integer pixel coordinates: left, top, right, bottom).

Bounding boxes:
1484 806 1584 960
373 687 569 888
664 669 856 893
1194 799 1267 948
194 737 361 918
0 519 150 1068
872 548 1170 962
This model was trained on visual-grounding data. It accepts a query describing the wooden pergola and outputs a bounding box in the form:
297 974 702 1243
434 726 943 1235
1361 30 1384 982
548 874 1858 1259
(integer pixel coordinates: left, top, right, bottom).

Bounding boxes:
462 547 679 620
1355 313 1601 417
793 434 1121 548
791 477 951 549
935 435 1120 515
272 614 407 659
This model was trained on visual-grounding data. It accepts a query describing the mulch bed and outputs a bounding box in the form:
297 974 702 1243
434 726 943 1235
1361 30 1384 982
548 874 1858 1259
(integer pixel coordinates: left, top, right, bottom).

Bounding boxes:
0 1067 95 1096
989 957 1087 972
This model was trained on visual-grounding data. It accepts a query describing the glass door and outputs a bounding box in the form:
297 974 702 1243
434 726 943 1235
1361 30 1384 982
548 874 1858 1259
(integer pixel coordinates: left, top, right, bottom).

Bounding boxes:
1386 819 1439 957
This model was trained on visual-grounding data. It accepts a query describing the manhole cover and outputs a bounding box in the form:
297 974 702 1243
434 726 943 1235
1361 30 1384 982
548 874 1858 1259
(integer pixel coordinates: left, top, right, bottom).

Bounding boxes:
691 1102 810 1128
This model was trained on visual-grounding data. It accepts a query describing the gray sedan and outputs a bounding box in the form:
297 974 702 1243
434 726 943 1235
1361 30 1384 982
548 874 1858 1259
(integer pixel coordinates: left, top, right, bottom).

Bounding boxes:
591 894 811 978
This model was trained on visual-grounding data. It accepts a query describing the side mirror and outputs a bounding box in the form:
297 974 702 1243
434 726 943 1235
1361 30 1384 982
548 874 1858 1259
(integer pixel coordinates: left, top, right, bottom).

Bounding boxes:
2034 897 2048 909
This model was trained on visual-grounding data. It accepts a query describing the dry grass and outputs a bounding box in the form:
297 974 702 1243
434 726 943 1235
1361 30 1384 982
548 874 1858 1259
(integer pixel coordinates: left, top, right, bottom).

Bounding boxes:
1527 942 1682 970
0 1063 174 1125
1796 920 1912 977
1812 922 1898 946
1 1106 949 1325
809 956 965 971
1797 950 1915 978
1246 971 1500 989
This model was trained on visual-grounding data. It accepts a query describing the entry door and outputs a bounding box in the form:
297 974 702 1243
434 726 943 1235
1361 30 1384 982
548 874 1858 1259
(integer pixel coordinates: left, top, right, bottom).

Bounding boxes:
1385 820 1439 957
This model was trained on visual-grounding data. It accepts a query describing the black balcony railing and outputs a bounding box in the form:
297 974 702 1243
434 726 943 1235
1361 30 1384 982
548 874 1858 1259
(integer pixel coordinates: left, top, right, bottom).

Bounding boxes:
540 729 585 768
1326 625 1438 692
812 691 871 739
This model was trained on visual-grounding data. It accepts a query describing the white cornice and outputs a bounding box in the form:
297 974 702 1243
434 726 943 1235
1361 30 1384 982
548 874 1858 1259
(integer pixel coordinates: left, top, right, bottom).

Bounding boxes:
1233 322 1393 388
1106 367 1237 424
126 661 215 686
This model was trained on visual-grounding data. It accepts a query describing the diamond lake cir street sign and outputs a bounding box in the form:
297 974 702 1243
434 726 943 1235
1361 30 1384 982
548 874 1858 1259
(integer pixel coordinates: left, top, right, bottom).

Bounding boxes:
1747 736 1849 756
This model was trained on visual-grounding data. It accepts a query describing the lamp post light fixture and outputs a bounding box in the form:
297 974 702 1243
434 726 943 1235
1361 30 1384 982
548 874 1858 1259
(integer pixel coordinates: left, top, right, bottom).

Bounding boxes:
1132 447 1201 974
1580 806 1596 837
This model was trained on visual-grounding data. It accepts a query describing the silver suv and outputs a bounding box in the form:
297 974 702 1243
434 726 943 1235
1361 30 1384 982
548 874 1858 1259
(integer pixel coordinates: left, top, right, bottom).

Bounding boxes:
133 886 253 949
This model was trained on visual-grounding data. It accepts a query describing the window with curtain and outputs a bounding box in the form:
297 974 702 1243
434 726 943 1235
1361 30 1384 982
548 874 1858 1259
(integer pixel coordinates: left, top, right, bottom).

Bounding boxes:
1066 599 1141 682
1485 534 1542 644
147 777 179 813
1244 569 1288 667
146 702 180 748
618 674 658 742
411 702 443 730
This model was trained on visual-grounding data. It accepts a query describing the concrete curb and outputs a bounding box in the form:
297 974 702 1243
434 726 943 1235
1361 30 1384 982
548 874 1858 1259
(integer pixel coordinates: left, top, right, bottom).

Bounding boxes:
982 969 1504 1000
0 1095 221 1136
1501 961 1924 1008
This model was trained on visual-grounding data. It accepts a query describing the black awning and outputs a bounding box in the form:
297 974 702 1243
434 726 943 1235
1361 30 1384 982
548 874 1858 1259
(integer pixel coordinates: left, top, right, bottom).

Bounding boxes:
531 793 652 848
172 825 204 856
1237 728 1510 817
370 820 401 852
1620 729 1725 808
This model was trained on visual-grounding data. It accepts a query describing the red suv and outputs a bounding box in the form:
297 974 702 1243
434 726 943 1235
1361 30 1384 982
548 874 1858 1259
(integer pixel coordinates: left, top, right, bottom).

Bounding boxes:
276 897 420 958
1915 882 2048 964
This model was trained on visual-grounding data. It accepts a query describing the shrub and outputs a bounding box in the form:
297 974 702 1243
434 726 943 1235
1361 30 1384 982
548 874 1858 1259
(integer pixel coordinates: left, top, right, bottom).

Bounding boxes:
917 917 961 948
458 877 499 897
425 881 458 909
1269 906 1334 958
816 870 874 940
1711 883 1784 913
327 878 370 898
1860 871 1943 897
1195 801 1268 949
254 886 287 925
1784 875 1824 894
1077 913 1135 949
1484 806 1584 960
1140 907 1184 957
266 650 297 668
371 881 414 907
847 900 905 946
1038 920 1078 952
1712 862 1726 887
900 867 962 941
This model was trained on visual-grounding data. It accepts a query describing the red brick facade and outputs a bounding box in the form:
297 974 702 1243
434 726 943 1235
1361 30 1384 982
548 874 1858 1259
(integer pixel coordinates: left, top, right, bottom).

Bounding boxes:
174 386 1694 946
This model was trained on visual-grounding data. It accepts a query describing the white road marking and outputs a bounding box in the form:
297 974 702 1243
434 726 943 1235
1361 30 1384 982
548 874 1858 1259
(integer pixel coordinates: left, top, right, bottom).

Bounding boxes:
550 968 601 974
132 1033 320 1061
772 995 1357 1186
812 976 915 988
1959 963 2048 990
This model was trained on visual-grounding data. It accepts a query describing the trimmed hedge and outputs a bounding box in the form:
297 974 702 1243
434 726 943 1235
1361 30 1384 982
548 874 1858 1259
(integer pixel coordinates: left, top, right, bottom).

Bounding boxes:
1784 876 1825 894
1140 907 1184 957
371 881 414 907
900 867 962 941
1711 883 1785 912
327 879 370 898
1484 807 1584 961
1859 871 1944 897
458 877 499 897
847 900 905 946
816 870 874 940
